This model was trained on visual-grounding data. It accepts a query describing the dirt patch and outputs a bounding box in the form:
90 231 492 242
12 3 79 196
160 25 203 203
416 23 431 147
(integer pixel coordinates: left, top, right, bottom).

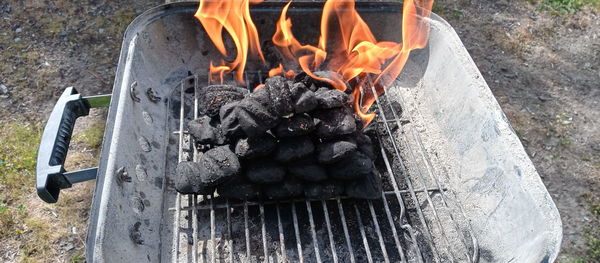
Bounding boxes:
0 0 162 123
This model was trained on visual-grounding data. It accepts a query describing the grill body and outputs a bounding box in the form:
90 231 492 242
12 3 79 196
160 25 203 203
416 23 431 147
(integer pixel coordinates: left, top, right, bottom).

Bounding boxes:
85 2 561 262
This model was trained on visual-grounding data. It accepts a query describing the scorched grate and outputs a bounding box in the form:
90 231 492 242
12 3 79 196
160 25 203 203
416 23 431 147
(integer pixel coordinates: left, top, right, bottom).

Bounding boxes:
168 72 478 262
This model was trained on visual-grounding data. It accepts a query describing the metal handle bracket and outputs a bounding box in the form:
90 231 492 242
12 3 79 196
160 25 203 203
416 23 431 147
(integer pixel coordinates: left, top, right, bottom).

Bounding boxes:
36 87 111 203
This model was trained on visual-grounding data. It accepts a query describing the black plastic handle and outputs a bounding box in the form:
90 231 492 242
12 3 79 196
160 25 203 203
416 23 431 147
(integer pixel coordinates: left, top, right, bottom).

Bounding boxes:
36 87 110 203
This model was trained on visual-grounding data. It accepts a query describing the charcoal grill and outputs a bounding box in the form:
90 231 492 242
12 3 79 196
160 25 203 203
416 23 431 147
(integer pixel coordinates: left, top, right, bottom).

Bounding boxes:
35 2 562 262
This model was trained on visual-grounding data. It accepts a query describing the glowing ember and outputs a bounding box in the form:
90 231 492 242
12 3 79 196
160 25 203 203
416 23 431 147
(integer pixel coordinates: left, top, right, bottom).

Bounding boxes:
195 0 265 83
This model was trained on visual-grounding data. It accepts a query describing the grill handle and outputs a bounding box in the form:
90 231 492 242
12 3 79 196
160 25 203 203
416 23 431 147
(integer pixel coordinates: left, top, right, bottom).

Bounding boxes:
36 87 111 203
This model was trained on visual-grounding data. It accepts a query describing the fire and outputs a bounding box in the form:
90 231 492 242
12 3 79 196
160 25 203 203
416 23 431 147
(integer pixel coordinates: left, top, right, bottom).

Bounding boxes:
267 63 297 80
272 0 433 126
268 63 284 77
195 0 265 83
197 0 433 127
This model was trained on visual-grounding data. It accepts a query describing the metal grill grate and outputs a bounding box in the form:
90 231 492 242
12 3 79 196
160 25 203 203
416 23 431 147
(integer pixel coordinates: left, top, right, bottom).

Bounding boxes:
169 73 479 263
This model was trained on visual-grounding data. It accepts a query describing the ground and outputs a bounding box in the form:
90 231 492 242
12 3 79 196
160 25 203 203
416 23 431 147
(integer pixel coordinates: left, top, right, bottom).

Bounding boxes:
0 0 598 262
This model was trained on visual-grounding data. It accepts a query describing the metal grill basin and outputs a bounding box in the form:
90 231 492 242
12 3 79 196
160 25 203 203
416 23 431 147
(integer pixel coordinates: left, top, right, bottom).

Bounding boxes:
85 3 561 262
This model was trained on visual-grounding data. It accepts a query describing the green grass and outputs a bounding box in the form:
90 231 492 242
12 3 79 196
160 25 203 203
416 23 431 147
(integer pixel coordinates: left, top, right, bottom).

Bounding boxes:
593 203 600 216
72 121 105 150
538 0 600 14
0 122 40 240
585 230 600 262
70 254 85 263
0 122 41 202
0 121 90 262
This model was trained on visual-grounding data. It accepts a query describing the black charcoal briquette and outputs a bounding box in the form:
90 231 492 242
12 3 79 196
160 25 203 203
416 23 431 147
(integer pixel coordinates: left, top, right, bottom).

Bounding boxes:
304 181 343 199
314 107 357 138
175 161 214 195
265 76 294 116
315 88 349 109
235 134 277 159
274 136 314 162
288 162 328 182
355 133 376 160
316 139 358 164
188 116 226 145
264 178 304 200
345 172 382 199
216 177 261 200
274 114 315 138
290 82 307 99
219 101 244 138
246 160 286 184
294 90 318 113
199 85 247 117
198 146 241 187
237 99 280 137
327 151 373 180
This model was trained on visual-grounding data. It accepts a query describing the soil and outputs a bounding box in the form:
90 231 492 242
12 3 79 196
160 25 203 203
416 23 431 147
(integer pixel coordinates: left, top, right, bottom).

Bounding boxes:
0 0 598 262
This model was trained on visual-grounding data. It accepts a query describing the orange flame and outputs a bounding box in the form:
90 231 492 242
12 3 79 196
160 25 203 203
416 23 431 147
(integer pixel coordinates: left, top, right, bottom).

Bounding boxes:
272 0 433 127
197 0 433 128
268 63 284 77
273 2 346 91
353 86 376 125
209 62 230 84
254 83 265 91
360 0 434 119
196 0 265 84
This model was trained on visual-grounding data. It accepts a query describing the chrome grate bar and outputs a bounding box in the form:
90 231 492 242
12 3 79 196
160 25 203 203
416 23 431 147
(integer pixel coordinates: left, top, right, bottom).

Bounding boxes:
321 200 338 263
169 73 479 262
389 92 479 262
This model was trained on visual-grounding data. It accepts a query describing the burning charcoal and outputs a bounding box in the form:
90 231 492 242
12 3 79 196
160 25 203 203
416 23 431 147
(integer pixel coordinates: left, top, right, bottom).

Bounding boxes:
247 85 276 114
294 89 318 113
315 88 349 109
345 172 382 199
264 178 304 200
288 159 328 182
274 114 315 138
274 136 315 162
355 133 376 160
290 82 307 99
246 160 286 184
217 177 261 200
199 85 247 117
314 107 357 138
198 146 241 187
234 134 277 159
237 98 280 137
188 116 226 145
264 76 294 116
293 71 312 87
220 102 244 138
304 181 344 199
290 82 318 113
317 139 357 164
327 151 373 180
175 161 214 195
311 71 346 90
